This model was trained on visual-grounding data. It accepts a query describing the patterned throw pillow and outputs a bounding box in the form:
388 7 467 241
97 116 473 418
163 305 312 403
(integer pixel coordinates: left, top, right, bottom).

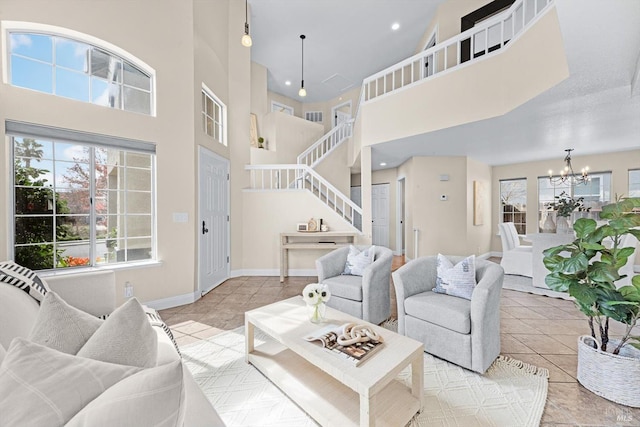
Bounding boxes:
0 261 50 303
343 245 376 276
433 254 477 300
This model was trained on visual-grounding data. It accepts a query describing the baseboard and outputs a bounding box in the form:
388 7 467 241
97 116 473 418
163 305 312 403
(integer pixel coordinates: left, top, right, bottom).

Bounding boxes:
230 269 318 277
144 291 199 311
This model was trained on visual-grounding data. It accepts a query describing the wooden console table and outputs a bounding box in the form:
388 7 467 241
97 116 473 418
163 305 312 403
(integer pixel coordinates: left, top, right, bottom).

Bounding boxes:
280 231 358 282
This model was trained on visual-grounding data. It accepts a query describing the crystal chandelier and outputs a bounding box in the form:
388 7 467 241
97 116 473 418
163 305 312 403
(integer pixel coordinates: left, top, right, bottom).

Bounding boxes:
548 148 590 186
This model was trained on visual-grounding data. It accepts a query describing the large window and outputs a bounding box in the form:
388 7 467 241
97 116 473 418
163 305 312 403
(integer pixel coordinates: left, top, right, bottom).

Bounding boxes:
630 169 640 197
500 178 527 234
8 31 153 115
201 87 226 145
538 172 611 232
11 127 155 271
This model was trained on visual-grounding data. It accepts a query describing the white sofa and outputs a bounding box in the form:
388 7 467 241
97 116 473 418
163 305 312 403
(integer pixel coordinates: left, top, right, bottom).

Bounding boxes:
0 270 225 427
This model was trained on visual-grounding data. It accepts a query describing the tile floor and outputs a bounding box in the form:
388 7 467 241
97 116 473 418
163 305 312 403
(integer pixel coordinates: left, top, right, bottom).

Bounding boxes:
159 260 640 426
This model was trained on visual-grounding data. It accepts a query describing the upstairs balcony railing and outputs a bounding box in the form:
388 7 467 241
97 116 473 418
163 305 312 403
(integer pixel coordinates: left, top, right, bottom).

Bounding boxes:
297 119 354 168
360 0 553 104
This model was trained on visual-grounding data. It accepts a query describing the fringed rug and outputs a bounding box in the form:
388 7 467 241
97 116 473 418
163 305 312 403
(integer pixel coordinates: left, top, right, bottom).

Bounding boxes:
181 326 548 427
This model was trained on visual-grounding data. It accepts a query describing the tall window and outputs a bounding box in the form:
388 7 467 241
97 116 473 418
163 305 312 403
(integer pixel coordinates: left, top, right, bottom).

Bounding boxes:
630 169 640 197
201 87 226 145
500 178 527 234
11 128 155 271
538 172 611 231
8 31 153 115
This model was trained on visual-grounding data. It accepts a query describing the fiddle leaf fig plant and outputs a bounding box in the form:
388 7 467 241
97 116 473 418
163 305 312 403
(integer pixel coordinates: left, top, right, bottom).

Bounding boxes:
543 196 640 354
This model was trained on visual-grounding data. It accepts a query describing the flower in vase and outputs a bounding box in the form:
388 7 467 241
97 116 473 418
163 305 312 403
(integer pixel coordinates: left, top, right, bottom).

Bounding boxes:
302 283 331 305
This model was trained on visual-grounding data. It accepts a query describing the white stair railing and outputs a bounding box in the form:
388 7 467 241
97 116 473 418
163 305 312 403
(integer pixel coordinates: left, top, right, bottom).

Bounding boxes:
246 164 363 230
361 0 553 104
297 119 353 168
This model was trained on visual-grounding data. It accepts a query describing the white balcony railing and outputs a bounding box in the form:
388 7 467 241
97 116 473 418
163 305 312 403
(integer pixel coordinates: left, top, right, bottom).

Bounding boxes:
361 0 553 104
297 119 353 168
246 164 363 230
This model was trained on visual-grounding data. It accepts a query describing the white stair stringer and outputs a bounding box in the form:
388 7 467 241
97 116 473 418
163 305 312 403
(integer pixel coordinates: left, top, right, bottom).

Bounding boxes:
245 164 362 232
297 119 353 168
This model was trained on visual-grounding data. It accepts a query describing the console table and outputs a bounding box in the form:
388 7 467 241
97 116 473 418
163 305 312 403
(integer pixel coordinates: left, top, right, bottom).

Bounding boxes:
280 231 358 282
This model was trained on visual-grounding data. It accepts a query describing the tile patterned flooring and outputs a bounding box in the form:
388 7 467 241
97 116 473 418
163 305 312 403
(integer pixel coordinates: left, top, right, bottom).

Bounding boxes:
159 260 640 426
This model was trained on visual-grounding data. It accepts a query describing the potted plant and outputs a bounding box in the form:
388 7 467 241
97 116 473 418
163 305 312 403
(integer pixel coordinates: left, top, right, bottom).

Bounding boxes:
543 196 640 406
257 137 265 149
548 191 587 233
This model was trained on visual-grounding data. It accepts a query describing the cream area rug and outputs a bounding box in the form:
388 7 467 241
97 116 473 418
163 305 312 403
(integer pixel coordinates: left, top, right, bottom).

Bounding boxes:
181 327 548 427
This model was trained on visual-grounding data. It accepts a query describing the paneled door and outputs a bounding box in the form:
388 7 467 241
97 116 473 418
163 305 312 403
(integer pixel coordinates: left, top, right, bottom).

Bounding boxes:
372 183 390 247
198 147 229 295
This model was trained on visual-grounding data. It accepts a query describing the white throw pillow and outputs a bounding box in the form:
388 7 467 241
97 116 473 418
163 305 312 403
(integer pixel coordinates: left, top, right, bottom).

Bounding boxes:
0 338 140 427
66 361 185 427
343 245 376 276
77 297 158 368
0 260 50 303
433 254 477 300
29 291 103 354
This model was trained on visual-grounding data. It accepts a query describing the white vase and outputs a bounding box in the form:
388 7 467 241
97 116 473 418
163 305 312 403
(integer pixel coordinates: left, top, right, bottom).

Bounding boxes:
556 216 571 234
308 302 326 324
542 213 556 233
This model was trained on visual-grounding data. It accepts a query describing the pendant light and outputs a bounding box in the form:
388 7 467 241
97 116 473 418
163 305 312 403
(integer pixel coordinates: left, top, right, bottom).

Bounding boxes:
241 0 252 47
299 34 307 97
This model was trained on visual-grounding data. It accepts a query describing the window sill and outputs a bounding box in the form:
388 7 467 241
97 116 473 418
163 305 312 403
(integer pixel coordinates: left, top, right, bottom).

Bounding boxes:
39 260 163 278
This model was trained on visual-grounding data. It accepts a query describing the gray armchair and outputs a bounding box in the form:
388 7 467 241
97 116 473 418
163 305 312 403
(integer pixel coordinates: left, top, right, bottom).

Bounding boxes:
316 245 393 325
392 255 504 374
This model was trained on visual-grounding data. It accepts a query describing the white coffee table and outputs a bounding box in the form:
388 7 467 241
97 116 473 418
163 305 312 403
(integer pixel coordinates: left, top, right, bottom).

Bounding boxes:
245 297 424 427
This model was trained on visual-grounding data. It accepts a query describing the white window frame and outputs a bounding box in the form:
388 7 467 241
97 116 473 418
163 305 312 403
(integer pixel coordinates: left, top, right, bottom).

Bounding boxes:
271 100 294 115
202 84 227 146
305 111 323 123
630 169 640 198
499 178 527 234
2 21 156 116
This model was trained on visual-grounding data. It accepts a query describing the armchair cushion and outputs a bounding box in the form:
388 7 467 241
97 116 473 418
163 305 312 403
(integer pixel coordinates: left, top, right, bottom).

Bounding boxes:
343 245 376 276
323 275 363 301
0 261 50 303
404 292 471 334
433 254 476 300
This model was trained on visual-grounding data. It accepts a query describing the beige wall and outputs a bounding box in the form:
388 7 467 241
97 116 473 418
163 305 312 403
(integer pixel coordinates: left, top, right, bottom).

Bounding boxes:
267 91 303 118
491 149 640 264
0 0 250 305
361 8 568 148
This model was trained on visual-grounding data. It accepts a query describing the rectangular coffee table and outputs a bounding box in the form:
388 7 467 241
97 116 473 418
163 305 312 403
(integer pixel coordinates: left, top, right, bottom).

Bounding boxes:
245 297 424 427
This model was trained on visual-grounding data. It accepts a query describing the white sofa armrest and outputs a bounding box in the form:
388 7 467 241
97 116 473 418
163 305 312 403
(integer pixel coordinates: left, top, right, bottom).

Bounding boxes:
45 271 116 318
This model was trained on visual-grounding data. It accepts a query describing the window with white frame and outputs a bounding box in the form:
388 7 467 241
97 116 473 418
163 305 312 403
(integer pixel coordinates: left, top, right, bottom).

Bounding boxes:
305 111 323 123
500 178 527 234
538 172 611 231
201 88 226 145
271 101 294 115
630 169 640 197
9 123 155 271
7 31 153 115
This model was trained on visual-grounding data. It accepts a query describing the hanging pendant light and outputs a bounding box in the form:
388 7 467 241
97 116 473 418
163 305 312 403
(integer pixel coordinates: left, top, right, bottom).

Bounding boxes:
299 34 307 97
548 148 590 186
241 0 252 47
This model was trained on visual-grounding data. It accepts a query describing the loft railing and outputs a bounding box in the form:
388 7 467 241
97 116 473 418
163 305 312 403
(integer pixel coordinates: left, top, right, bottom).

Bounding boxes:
297 119 354 168
246 164 363 230
360 0 553 104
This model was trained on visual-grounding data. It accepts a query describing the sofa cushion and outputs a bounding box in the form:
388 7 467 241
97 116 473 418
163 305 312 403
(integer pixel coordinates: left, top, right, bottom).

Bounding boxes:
404 292 472 334
433 254 477 300
343 245 375 276
78 297 158 368
0 282 40 351
66 360 185 427
0 342 5 365
0 338 140 427
29 291 103 354
0 260 50 303
324 274 363 301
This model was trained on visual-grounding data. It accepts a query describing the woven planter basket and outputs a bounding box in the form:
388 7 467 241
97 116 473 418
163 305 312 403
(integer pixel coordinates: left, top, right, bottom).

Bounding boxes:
577 335 640 407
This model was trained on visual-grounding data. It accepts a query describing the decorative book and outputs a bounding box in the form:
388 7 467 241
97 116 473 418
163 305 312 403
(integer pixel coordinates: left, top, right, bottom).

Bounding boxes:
304 323 384 366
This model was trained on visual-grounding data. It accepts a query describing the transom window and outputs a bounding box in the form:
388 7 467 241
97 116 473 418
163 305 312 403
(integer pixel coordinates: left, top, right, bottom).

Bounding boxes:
201 87 226 145
499 178 527 234
10 125 156 271
8 31 153 115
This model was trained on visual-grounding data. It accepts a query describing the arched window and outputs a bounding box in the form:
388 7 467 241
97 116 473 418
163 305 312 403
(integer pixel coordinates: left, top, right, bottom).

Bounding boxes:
6 25 154 115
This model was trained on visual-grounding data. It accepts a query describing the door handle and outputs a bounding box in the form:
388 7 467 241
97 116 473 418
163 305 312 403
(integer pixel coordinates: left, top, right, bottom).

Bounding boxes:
202 221 209 234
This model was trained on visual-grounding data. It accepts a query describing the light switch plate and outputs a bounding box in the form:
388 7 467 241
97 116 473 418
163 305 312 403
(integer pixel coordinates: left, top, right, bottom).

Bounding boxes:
440 194 448 201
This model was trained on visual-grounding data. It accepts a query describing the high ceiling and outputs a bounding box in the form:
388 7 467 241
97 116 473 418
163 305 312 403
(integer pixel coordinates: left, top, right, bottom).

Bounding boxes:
248 0 640 168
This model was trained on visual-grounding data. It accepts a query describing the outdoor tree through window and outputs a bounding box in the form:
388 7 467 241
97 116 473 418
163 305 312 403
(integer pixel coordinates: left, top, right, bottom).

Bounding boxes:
500 179 527 234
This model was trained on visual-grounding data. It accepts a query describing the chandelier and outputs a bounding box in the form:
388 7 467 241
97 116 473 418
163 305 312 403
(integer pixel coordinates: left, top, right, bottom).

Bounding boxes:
548 148 590 186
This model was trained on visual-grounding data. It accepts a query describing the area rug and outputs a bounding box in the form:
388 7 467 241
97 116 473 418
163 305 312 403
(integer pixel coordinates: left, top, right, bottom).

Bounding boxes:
181 327 548 427
502 273 572 300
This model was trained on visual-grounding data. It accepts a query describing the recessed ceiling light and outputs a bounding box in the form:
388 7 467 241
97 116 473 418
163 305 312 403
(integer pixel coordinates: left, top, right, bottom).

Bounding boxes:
380 162 387 166
285 80 291 86
391 23 400 31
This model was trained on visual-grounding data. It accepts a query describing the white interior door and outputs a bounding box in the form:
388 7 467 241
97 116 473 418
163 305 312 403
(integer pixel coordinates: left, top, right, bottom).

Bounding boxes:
350 186 362 230
199 147 229 295
372 183 390 247
396 178 405 255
